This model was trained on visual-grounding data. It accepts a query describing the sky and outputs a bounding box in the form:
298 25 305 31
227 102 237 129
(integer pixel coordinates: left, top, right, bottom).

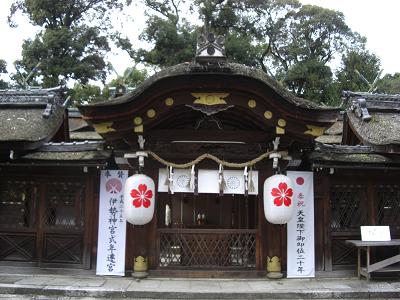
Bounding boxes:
0 0 400 83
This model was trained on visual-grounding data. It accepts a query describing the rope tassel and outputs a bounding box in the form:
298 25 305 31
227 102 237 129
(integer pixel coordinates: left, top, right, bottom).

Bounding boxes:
189 165 195 190
243 166 249 196
168 166 174 194
248 166 255 193
163 166 169 186
218 164 226 195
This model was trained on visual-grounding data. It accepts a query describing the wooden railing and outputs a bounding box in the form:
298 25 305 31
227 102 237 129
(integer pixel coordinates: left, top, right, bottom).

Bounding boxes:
158 228 257 269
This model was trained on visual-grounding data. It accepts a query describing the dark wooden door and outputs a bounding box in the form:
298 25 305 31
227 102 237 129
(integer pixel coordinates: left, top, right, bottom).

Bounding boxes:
0 176 92 268
0 179 38 264
322 172 400 271
39 180 86 267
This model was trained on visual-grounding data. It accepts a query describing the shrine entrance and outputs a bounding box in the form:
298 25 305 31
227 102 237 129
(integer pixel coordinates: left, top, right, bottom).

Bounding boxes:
78 39 339 274
157 193 258 269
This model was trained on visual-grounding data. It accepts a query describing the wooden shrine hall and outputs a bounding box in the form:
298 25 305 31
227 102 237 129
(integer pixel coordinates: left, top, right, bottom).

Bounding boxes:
1 33 399 277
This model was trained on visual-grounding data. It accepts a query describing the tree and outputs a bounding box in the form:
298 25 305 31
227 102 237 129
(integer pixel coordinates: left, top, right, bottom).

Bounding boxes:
70 67 148 105
103 67 148 98
0 60 9 89
126 0 367 104
8 0 124 87
285 59 334 103
377 73 400 94
336 50 382 93
70 83 103 106
116 0 197 68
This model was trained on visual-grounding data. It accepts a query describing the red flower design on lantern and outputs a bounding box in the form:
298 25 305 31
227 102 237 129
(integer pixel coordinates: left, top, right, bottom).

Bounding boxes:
130 184 153 208
271 182 293 207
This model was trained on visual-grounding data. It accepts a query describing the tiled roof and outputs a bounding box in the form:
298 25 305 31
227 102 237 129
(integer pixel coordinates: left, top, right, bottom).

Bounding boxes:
0 87 66 147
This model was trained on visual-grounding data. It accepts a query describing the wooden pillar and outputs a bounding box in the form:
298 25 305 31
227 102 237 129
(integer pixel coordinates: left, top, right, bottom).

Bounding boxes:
147 167 158 269
314 172 324 271
257 194 266 270
367 180 376 225
91 178 100 270
83 175 94 269
322 171 332 271
36 181 46 267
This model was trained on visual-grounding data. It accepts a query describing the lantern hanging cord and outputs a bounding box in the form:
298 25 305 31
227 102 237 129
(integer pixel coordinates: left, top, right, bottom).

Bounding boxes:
145 150 278 168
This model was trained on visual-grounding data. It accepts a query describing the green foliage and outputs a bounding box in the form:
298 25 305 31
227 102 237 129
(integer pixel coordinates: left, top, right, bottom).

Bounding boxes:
225 33 260 67
133 0 370 105
136 16 197 67
103 67 148 98
70 83 103 106
0 60 9 89
9 0 124 87
284 59 333 103
335 50 382 93
70 67 148 105
8 0 392 106
377 73 400 94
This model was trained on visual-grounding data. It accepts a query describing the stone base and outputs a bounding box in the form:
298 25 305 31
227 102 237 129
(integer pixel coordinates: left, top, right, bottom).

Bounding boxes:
132 271 148 279
266 271 283 279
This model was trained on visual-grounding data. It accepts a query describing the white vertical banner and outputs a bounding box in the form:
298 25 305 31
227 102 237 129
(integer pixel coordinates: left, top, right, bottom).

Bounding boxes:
96 170 128 276
287 171 315 278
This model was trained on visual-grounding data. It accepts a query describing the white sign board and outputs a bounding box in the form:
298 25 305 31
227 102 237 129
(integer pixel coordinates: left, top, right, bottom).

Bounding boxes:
361 226 391 241
158 168 258 195
96 170 128 276
287 171 315 278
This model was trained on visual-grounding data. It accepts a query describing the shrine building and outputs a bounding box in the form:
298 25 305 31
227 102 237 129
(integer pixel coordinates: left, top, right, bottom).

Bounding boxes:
0 33 399 278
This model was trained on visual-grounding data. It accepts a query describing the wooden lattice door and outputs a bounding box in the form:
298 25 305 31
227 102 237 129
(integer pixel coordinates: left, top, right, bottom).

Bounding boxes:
0 177 89 268
41 180 86 266
330 183 367 269
0 179 37 262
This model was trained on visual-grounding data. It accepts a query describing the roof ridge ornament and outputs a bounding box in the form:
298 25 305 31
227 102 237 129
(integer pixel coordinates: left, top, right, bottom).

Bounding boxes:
195 31 226 65
351 98 371 122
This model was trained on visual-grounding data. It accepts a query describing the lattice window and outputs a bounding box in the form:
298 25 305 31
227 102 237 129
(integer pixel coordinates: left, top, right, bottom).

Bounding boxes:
159 230 256 268
376 184 400 228
0 180 36 229
44 181 85 230
330 184 367 232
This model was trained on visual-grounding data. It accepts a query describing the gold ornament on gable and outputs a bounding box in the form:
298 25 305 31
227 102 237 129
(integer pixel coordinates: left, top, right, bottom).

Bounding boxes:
165 97 174 106
264 111 273 120
191 93 229 105
248 99 257 108
92 122 115 134
304 125 325 137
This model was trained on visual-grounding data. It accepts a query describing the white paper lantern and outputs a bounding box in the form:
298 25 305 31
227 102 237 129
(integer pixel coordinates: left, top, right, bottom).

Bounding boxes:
263 174 294 224
124 174 155 225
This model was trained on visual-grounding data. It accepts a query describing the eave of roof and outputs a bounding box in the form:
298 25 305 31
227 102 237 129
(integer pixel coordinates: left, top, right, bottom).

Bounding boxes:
0 106 64 143
0 87 66 149
80 62 338 113
21 150 111 161
310 144 400 169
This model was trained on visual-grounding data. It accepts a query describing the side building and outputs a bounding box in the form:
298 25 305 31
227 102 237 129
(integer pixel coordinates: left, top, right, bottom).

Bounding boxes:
0 87 110 269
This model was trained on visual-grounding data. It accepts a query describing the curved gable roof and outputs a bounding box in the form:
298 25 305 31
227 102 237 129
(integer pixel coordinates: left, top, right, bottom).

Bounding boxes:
79 62 339 149
81 62 336 113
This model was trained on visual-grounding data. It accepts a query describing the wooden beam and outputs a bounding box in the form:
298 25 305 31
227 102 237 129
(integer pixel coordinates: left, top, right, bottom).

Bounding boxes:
147 129 269 143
